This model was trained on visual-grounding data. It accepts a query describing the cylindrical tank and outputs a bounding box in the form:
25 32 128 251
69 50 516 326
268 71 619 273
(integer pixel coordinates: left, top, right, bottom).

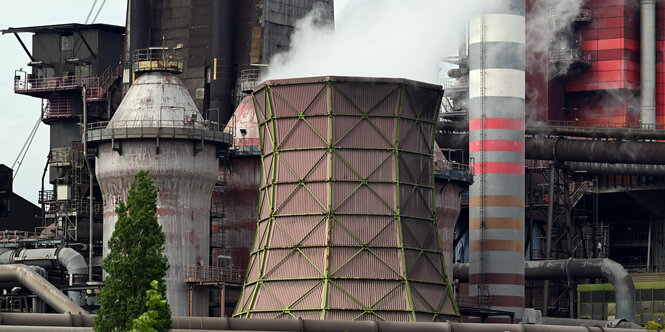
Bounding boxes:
433 146 463 284
234 76 459 322
468 0 526 322
95 71 219 316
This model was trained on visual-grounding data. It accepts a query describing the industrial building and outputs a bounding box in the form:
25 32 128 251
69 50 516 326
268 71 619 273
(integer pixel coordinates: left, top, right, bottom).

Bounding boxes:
0 0 664 331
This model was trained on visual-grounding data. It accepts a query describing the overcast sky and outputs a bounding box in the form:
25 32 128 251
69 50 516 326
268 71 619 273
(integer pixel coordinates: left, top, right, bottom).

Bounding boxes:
0 1 350 205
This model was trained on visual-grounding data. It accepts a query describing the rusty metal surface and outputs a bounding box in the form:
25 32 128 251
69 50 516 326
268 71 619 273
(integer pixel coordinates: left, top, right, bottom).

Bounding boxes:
434 145 463 283
96 72 219 316
108 72 203 128
235 76 458 321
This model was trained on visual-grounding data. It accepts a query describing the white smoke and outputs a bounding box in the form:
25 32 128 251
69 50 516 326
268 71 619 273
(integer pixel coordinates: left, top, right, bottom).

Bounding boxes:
263 0 503 84
526 0 586 78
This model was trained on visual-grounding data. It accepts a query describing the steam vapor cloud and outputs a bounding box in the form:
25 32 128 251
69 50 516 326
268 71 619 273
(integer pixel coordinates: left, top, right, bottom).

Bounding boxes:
265 0 588 89
264 0 502 84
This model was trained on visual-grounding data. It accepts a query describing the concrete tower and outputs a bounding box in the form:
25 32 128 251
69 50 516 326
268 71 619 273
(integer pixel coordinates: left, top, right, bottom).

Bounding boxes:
88 49 232 316
468 0 526 322
235 76 459 321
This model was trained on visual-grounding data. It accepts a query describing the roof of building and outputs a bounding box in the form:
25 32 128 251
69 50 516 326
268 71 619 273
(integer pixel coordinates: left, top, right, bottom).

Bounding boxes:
2 23 124 35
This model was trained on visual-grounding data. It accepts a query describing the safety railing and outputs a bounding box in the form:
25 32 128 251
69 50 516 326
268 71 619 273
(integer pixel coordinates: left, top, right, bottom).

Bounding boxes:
575 8 592 22
88 119 228 132
233 137 261 155
14 75 79 93
34 225 58 239
132 47 183 73
210 205 226 219
210 232 227 247
239 68 262 93
441 78 468 90
549 48 592 65
49 147 83 166
86 119 233 145
532 119 665 130
456 294 492 308
38 190 55 204
184 265 245 284
42 96 75 120
99 65 123 91
84 77 106 101
434 159 474 184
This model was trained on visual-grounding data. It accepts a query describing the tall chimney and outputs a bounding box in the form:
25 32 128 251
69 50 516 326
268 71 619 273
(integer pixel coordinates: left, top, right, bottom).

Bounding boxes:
468 0 526 322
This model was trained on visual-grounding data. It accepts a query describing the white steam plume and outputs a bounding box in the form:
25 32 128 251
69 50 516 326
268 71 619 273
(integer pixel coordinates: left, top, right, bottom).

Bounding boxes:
263 0 503 84
526 0 586 78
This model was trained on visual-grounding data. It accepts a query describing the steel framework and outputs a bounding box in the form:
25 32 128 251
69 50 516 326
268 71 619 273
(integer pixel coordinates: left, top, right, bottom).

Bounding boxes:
235 77 459 322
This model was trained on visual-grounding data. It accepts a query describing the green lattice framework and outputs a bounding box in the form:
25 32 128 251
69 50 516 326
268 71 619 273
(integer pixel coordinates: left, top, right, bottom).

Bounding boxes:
234 77 460 321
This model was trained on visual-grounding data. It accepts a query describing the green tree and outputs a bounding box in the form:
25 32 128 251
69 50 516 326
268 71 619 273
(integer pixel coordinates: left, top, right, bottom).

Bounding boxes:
95 170 171 332
645 320 662 331
131 280 169 332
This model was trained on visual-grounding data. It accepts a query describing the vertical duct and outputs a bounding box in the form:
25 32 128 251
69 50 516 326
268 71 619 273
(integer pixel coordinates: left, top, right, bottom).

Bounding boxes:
468 0 526 322
210 0 234 125
641 0 656 126
128 0 150 70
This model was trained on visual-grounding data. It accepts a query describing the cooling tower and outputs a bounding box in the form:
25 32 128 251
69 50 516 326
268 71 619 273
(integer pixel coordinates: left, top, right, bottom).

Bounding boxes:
468 0 526 322
90 71 231 316
234 76 459 321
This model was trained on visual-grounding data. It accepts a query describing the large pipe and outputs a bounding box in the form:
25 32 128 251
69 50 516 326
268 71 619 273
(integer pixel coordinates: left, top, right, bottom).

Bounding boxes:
565 162 665 176
467 0 526 321
128 0 150 68
0 248 88 304
453 259 636 322
526 138 665 164
641 0 657 126
209 0 234 125
0 248 88 276
438 133 665 164
129 0 150 53
0 314 642 331
0 265 84 314
438 121 665 140
541 317 641 329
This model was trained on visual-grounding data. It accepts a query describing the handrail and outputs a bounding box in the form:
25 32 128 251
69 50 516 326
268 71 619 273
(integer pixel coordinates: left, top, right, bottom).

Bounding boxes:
87 119 229 132
533 119 665 130
14 75 79 93
440 119 665 132
183 265 245 284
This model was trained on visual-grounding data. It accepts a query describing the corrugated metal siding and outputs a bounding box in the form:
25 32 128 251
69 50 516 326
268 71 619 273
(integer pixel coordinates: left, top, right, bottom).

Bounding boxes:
236 77 457 321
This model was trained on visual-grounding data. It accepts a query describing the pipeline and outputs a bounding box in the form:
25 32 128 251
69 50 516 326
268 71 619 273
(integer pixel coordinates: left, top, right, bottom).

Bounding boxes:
0 248 88 276
0 265 84 314
527 138 665 164
453 259 636 322
209 0 234 125
438 121 665 140
0 314 642 331
437 133 665 165
565 162 665 176
541 317 641 329
0 248 88 305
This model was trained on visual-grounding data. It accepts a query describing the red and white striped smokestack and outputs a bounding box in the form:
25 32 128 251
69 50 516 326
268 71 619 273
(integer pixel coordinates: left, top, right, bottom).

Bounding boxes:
468 0 526 322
